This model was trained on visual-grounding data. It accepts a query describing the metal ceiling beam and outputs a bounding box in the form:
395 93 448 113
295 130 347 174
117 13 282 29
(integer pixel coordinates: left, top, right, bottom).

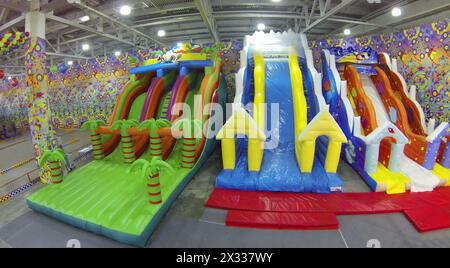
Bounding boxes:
162 25 286 38
68 0 168 47
132 10 319 29
0 13 24 32
40 0 73 13
59 34 97 45
195 0 220 42
53 15 335 48
327 18 399 30
302 0 354 33
214 10 320 20
133 14 201 28
210 0 309 8
318 0 331 16
0 1 29 13
130 2 197 18
45 14 141 48
0 8 8 23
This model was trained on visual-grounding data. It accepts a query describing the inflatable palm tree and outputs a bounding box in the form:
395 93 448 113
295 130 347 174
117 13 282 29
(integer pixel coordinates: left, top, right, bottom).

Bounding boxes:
130 157 174 205
173 119 202 169
81 120 105 160
38 148 67 184
112 119 139 163
138 118 171 157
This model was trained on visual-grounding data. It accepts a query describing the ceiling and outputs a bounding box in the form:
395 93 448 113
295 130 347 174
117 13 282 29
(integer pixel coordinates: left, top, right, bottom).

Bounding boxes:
0 0 449 68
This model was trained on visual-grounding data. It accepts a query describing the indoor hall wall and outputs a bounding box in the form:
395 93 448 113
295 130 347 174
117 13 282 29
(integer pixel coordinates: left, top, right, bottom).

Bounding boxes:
0 78 28 128
0 50 154 129
0 43 244 130
309 18 449 124
2 21 446 128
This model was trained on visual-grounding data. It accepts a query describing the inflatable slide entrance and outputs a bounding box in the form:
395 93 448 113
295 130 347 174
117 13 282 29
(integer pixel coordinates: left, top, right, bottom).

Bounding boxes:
216 31 347 193
27 48 227 247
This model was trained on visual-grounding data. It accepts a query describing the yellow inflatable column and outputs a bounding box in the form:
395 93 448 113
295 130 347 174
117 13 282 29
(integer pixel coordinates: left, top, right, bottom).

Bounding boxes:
298 111 347 173
300 141 316 173
221 138 236 170
217 108 266 171
288 47 308 170
248 139 263 171
250 53 266 172
325 140 343 173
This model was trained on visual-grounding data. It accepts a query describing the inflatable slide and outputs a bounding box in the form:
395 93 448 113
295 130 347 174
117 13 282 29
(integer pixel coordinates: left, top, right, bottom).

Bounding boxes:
216 30 347 193
377 53 450 184
27 47 227 247
321 47 449 193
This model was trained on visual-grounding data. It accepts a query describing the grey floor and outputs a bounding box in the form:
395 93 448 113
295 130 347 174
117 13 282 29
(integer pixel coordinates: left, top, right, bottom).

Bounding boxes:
0 129 90 194
1 130 450 248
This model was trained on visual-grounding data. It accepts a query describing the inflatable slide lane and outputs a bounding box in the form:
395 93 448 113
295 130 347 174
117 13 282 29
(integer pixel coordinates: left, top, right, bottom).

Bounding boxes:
100 71 154 157
321 47 448 193
377 53 450 184
216 30 347 193
27 47 227 247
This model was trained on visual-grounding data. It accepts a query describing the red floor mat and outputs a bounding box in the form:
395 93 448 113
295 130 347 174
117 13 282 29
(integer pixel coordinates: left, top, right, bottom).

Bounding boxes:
226 210 339 230
207 188 450 233
404 206 450 232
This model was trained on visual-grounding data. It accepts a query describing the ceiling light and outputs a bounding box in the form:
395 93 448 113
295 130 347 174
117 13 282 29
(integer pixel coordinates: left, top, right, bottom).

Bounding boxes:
120 5 131 16
114 51 121 56
391 7 402 17
271 0 282 2
157 30 166 37
80 15 90 22
67 60 73 65
257 23 266 31
7 76 11 80
343 28 351 36
177 42 183 47
82 43 90 51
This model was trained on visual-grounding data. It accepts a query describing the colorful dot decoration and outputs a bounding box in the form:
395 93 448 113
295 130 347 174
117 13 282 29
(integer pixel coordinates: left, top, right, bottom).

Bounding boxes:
0 32 30 56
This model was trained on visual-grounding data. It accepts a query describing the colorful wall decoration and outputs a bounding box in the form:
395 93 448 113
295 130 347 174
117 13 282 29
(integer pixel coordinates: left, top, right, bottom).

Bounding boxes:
48 49 160 128
208 40 244 101
0 49 156 129
0 42 243 129
309 18 449 124
0 78 28 127
2 19 445 130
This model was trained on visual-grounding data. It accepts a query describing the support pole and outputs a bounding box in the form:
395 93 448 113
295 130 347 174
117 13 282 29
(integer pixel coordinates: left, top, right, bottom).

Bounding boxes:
24 0 59 159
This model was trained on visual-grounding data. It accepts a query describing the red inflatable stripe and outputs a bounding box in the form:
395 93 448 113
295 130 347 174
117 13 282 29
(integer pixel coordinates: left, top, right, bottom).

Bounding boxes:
226 210 339 230
206 188 450 233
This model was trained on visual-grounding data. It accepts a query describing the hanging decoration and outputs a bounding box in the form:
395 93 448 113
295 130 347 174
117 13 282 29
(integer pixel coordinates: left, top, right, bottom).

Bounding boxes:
0 32 30 55
0 69 4 79
58 63 68 74
50 65 58 74
10 77 18 87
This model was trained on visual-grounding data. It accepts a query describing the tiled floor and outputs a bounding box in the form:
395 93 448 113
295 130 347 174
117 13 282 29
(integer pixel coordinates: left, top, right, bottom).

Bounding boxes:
0 130 449 248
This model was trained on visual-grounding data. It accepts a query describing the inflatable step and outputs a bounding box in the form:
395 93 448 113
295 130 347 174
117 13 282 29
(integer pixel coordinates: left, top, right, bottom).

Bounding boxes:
226 210 339 230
